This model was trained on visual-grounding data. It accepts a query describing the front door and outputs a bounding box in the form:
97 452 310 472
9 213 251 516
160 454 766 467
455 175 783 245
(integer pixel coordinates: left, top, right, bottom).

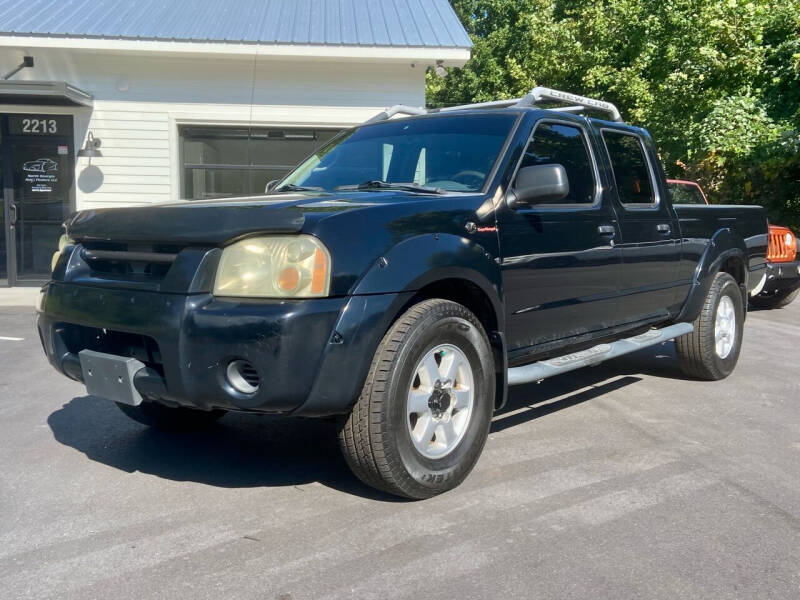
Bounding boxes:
1 114 74 285
498 119 622 360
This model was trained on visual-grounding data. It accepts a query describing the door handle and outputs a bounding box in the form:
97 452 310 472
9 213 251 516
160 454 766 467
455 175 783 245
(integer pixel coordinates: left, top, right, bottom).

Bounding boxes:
9 203 17 225
656 223 671 235
597 224 616 247
597 225 616 236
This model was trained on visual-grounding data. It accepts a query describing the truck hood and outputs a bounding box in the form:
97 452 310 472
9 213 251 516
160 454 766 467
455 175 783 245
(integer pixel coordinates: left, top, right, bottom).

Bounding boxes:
65 193 383 246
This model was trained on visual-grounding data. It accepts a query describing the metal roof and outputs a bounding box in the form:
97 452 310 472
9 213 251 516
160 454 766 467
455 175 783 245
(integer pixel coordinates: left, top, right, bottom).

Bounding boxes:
0 0 472 48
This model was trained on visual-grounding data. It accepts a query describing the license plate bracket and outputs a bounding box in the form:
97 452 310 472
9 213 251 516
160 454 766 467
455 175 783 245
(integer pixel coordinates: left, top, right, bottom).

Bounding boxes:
79 350 145 406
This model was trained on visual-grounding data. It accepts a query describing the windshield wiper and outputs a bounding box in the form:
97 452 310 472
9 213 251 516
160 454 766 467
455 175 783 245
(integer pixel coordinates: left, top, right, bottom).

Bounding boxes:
335 180 444 195
275 183 324 192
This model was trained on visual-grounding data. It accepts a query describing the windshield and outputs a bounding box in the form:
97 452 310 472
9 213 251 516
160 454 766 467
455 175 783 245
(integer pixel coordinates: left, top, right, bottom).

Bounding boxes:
669 183 706 204
277 113 517 193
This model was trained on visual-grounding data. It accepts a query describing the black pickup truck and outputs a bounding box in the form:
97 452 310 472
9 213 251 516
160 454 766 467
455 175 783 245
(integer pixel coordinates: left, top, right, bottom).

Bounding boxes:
38 88 768 499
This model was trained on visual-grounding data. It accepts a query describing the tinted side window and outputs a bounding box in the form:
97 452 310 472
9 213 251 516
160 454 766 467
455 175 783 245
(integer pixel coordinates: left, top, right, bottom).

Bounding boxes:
518 123 596 204
603 131 656 205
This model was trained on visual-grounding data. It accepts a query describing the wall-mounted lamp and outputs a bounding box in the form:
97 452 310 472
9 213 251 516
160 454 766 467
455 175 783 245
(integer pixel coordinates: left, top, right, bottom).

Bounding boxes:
78 132 102 158
2 55 34 80
434 60 448 78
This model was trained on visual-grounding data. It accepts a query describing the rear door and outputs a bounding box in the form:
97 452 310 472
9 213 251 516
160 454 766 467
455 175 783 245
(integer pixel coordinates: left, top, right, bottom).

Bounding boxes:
600 128 682 320
498 119 622 356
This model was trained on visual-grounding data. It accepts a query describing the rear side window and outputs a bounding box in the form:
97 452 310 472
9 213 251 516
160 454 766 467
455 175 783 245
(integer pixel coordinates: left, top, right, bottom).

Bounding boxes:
603 131 656 205
518 122 596 204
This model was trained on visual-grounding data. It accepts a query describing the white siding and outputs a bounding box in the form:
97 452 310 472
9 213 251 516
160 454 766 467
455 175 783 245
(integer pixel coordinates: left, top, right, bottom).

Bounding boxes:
2 47 427 210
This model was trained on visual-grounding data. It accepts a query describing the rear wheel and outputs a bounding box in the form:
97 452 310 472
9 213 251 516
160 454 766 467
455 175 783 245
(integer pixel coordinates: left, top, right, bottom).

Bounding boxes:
675 272 744 380
338 299 495 499
751 288 799 310
116 401 226 431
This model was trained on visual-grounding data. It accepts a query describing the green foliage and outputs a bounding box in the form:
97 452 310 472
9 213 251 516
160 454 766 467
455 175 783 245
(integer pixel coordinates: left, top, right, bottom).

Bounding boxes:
430 0 800 229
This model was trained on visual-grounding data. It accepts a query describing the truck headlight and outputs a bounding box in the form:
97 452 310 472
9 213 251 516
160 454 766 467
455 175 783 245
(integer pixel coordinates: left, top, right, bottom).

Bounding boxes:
213 235 332 298
51 234 74 272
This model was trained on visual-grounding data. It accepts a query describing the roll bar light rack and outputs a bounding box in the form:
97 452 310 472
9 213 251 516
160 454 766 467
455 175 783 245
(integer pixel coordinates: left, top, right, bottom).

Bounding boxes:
365 86 623 124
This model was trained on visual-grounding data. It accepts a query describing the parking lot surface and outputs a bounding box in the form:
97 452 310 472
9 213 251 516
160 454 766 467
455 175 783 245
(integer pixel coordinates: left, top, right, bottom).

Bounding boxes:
1 302 799 600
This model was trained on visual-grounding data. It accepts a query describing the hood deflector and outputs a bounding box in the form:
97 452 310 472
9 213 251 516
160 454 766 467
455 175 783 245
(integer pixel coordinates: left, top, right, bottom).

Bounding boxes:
67 198 306 246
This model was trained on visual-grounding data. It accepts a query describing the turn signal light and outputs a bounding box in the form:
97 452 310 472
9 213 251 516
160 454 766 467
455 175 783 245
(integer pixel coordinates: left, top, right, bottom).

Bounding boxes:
51 234 75 272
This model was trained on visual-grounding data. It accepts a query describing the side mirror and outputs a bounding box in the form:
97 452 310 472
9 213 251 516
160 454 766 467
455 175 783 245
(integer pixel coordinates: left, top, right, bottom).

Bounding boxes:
265 179 280 193
507 164 569 208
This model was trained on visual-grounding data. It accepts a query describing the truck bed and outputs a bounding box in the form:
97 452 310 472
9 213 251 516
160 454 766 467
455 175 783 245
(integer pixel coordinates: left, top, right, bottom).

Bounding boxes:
674 204 769 285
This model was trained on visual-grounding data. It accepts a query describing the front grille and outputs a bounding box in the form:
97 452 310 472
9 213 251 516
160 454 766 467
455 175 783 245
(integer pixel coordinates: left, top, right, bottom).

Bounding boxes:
60 324 164 375
767 229 797 263
80 241 184 279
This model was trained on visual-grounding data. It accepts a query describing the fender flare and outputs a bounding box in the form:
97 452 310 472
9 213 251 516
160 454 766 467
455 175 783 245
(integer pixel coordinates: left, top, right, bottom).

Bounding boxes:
351 233 505 329
295 234 509 416
355 233 509 408
677 228 748 322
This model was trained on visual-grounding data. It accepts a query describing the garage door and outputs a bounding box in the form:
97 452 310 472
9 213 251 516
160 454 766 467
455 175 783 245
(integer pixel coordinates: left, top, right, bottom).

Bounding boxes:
180 126 341 200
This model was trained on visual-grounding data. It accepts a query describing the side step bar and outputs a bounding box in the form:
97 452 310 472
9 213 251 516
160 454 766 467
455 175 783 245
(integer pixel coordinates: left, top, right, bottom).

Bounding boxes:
507 323 694 386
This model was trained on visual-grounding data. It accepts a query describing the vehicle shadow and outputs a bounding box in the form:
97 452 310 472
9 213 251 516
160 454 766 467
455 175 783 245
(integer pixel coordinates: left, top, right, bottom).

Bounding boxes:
47 344 687 496
47 397 400 501
746 303 773 312
494 342 688 432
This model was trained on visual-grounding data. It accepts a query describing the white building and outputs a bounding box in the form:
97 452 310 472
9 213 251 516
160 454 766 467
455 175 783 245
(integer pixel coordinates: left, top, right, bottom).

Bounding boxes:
0 0 471 286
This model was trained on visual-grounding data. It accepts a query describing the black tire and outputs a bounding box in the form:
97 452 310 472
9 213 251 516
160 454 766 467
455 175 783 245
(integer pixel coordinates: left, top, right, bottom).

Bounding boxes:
339 299 495 499
116 401 226 431
751 288 799 310
675 272 744 380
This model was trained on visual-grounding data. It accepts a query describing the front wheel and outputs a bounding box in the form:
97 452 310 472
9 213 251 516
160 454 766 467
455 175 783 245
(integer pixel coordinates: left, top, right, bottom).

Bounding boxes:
675 272 745 380
339 299 495 499
116 401 226 431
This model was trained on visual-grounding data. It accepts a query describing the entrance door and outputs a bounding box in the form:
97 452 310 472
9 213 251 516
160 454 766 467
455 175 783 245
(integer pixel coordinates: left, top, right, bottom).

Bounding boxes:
1 114 74 285
0 136 6 285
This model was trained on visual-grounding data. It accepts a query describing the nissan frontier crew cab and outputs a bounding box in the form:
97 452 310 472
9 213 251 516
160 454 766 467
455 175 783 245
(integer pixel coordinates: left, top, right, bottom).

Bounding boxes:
38 88 768 499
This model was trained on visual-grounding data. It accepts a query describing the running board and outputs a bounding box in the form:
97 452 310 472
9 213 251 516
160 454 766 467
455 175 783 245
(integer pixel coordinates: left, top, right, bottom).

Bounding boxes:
507 323 694 386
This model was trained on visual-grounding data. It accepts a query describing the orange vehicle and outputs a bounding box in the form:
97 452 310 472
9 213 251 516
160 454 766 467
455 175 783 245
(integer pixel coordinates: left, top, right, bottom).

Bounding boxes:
752 224 800 309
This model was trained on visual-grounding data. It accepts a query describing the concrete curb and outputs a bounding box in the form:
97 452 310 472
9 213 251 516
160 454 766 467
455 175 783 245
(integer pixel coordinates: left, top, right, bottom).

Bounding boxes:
0 287 40 307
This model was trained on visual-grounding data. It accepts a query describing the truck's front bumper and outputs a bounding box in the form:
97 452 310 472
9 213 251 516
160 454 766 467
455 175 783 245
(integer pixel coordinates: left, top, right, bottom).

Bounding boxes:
762 260 800 295
37 282 411 416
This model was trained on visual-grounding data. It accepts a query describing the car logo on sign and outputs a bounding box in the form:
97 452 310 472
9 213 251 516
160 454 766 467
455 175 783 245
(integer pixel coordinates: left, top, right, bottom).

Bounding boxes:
23 158 58 173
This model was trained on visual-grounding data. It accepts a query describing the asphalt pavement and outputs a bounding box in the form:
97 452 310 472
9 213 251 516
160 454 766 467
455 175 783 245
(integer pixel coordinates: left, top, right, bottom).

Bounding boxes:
1 301 799 600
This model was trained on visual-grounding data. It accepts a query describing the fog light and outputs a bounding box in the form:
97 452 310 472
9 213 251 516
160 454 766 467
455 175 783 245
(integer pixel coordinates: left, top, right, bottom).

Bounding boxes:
226 360 260 395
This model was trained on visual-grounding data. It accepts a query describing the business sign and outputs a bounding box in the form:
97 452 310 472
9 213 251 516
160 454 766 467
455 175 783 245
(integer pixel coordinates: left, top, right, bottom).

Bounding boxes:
8 114 73 137
21 156 59 193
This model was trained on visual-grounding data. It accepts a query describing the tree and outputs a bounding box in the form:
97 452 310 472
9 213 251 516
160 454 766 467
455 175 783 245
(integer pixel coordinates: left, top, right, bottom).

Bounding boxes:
430 0 800 227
